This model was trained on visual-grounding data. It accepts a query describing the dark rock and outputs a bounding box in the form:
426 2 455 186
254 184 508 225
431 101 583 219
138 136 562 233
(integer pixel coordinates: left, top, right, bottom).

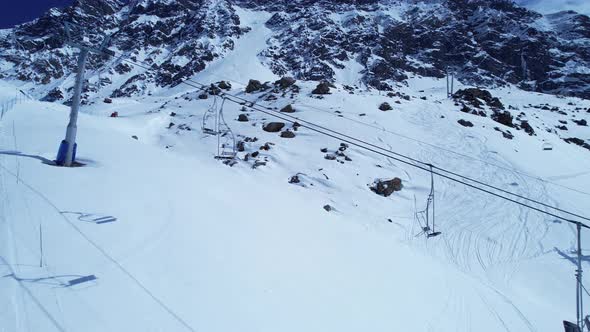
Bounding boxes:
275 76 296 89
167 122 175 129
237 140 245 152
237 114 249 122
208 85 221 95
520 120 535 135
564 137 590 151
42 88 63 102
245 79 263 93
289 175 300 184
198 93 208 100
324 154 336 160
170 112 176 117
280 130 296 138
323 204 333 212
251 151 260 157
320 148 328 153
312 82 331 95
458 119 474 127
491 111 514 127
131 135 138 140
460 105 472 113
217 81 231 90
573 119 588 126
103 97 113 104
370 178 403 197
494 127 513 139
379 102 393 111
556 125 568 130
454 88 504 110
263 122 285 132
280 104 295 113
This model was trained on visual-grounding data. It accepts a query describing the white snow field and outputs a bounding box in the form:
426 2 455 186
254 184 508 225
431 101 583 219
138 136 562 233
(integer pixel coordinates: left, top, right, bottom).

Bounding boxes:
2 9 590 332
515 0 590 16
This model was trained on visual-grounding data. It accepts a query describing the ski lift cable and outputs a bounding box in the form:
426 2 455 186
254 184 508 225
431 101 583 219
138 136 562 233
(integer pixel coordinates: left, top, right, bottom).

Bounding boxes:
218 91 590 223
153 66 590 200
85 49 590 226
211 91 590 226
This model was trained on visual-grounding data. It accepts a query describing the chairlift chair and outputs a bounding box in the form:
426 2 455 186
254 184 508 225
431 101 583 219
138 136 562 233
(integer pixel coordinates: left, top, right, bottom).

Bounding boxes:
215 98 236 160
542 142 553 151
201 95 218 135
415 165 442 238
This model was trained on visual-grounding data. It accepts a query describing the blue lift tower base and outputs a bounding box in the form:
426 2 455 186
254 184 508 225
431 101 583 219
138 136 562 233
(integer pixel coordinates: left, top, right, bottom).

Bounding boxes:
55 140 77 166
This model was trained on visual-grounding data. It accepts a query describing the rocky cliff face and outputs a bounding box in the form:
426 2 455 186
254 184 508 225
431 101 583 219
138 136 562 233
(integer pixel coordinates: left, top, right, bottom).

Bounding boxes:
0 0 589 101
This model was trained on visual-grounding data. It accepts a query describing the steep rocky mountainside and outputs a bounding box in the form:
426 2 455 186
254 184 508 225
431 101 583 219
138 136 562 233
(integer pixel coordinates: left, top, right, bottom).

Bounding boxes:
0 0 589 102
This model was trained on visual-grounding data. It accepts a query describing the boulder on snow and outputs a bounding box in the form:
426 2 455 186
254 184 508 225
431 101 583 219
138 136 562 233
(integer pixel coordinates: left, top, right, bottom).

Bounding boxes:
217 81 231 90
457 119 474 127
573 119 588 126
280 104 295 113
103 97 113 104
280 130 296 138
237 114 249 122
323 204 333 212
491 111 514 127
275 76 296 89
312 81 331 95
289 175 300 184
520 120 535 135
370 178 403 197
245 79 263 93
42 88 64 102
379 102 393 111
454 88 504 110
564 137 590 151
263 122 285 132
237 140 245 152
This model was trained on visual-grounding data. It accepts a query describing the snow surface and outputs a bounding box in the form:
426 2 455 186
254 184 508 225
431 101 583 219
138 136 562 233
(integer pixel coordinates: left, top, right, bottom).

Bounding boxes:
515 0 590 16
2 7 590 332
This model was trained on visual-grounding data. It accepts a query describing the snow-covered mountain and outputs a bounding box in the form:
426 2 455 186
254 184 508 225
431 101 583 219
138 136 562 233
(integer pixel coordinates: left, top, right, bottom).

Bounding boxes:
1 0 590 102
1 1 590 332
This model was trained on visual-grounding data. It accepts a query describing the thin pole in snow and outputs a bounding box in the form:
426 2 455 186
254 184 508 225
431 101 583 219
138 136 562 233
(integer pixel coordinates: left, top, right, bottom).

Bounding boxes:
577 222 584 330
39 223 43 268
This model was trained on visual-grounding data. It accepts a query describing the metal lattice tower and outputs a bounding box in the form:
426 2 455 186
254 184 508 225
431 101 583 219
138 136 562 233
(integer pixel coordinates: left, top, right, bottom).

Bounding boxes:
446 68 455 98
55 22 115 167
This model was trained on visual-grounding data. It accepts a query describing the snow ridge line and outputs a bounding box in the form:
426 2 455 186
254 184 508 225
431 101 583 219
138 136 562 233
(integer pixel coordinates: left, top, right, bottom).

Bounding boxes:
0 162 197 332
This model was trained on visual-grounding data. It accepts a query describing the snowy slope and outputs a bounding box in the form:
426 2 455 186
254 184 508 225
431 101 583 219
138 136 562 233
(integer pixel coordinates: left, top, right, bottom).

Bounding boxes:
2 76 590 332
515 0 590 16
1 5 590 332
